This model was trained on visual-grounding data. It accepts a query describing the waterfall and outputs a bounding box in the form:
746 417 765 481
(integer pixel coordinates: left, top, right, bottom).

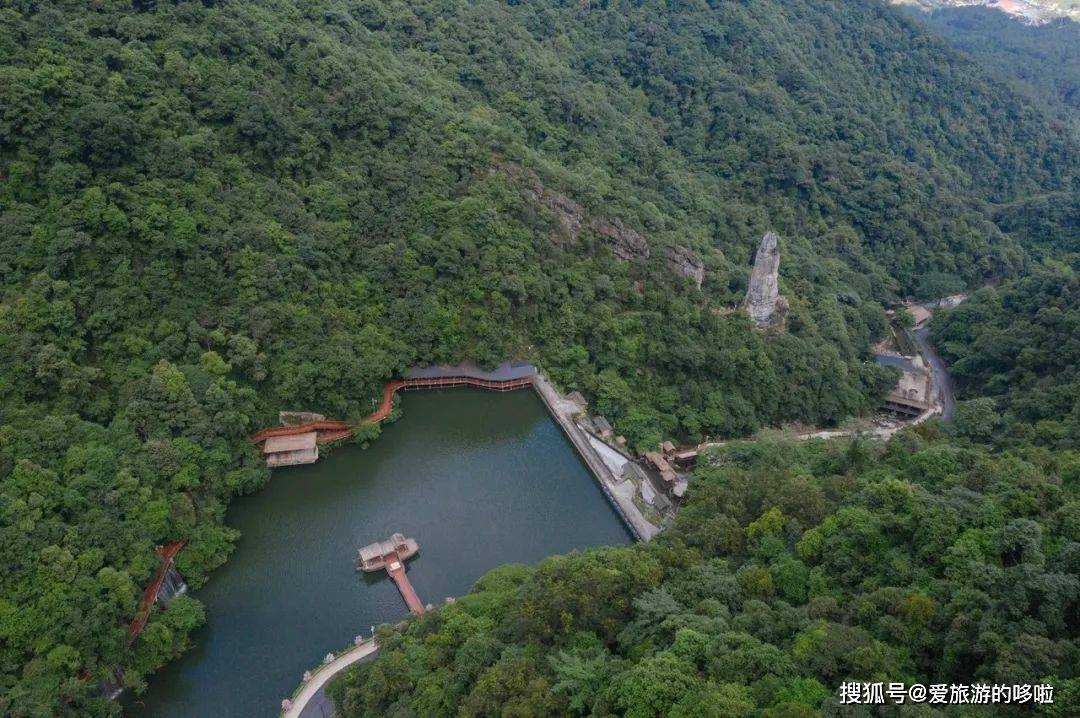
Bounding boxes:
156 565 188 607
100 666 125 700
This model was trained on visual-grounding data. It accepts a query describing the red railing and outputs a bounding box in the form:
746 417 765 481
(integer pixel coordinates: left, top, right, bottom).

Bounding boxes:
250 420 351 444
251 375 534 444
385 551 425 616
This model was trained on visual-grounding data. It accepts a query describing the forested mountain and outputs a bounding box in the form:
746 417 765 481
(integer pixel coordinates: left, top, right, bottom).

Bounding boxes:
0 0 1077 715
908 7 1080 125
933 262 1079 449
330 268 1080 717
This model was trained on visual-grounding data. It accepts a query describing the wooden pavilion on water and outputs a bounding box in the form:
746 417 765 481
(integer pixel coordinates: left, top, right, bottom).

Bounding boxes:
356 533 420 572
262 432 319 467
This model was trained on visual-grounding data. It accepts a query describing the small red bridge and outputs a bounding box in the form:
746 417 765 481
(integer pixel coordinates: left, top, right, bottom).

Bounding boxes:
250 419 352 445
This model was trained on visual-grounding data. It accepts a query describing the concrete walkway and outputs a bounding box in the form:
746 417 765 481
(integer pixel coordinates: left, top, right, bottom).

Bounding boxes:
532 373 660 541
282 640 378 718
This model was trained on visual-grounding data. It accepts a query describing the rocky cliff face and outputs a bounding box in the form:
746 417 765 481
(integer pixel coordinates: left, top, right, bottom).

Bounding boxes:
744 232 783 327
666 245 705 289
588 216 650 261
503 163 650 261
514 165 586 245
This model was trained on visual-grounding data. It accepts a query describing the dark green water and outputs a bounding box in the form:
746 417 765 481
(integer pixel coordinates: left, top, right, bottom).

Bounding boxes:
126 388 632 717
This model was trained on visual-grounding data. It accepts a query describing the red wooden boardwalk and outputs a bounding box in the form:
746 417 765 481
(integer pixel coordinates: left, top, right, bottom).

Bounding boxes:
250 420 351 445
251 375 534 446
384 551 424 615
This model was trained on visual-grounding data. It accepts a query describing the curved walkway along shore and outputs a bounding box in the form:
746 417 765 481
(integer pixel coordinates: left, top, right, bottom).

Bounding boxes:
282 640 378 718
252 364 538 446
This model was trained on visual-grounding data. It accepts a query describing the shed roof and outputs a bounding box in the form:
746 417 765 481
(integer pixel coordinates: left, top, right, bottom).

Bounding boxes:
359 538 399 562
263 432 318 454
908 305 932 325
645 452 678 482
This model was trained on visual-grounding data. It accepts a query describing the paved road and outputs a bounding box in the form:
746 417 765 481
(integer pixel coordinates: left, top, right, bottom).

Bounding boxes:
296 648 377 718
911 326 955 421
284 641 378 718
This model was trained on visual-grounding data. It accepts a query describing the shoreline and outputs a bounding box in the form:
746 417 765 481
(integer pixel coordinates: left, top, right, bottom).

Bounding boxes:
280 638 379 718
249 362 660 543
530 372 660 541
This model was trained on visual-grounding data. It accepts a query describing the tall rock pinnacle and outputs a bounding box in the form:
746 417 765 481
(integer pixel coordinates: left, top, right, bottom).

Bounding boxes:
744 232 782 327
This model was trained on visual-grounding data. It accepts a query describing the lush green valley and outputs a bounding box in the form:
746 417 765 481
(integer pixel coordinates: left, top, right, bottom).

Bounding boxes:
933 262 1079 450
0 0 1077 715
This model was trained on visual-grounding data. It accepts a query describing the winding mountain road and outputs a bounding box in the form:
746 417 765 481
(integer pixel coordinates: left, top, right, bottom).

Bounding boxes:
911 325 955 421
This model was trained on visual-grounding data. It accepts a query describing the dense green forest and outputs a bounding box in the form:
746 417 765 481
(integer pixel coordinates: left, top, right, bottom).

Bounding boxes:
0 0 1077 714
331 427 1079 716
932 262 1079 450
331 277 1080 715
910 7 1079 125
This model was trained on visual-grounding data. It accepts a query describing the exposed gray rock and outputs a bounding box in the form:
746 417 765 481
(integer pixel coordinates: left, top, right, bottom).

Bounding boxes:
502 163 649 260
513 166 587 245
279 410 325 426
666 245 704 289
588 216 650 261
744 232 783 327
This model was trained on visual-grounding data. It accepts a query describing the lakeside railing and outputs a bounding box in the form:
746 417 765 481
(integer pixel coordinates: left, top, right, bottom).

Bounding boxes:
280 636 378 718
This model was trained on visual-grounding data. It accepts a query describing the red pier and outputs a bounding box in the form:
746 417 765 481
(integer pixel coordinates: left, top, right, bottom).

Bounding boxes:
384 551 425 616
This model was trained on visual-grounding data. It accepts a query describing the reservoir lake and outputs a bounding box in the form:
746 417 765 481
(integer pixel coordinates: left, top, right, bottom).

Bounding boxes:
126 387 633 717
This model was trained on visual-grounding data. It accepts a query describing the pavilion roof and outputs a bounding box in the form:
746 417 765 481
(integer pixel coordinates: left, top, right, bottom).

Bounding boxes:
263 432 318 453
